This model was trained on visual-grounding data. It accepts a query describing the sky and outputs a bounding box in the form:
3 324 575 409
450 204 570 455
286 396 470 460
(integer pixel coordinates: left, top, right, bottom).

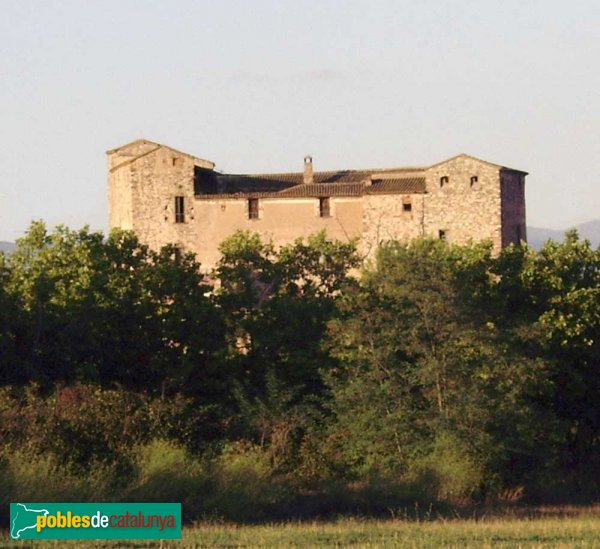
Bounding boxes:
1 0 599 241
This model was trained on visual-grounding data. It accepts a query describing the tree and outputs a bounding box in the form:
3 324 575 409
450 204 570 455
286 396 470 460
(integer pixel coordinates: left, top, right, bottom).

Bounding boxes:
325 239 556 497
1 222 225 400
0 251 21 383
215 230 359 456
518 232 600 493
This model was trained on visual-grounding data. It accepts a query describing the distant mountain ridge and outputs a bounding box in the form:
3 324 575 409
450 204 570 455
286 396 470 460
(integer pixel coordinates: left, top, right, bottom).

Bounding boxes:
0 241 16 253
527 219 600 249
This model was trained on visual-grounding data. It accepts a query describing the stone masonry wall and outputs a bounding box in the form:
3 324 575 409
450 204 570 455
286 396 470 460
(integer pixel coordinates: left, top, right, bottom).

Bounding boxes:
361 193 424 262
130 147 198 252
108 166 134 230
424 156 503 253
500 170 527 246
108 141 162 231
109 143 199 252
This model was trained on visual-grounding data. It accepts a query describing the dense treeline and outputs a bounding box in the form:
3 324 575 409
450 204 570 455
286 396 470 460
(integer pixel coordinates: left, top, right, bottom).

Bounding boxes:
1 221 599 520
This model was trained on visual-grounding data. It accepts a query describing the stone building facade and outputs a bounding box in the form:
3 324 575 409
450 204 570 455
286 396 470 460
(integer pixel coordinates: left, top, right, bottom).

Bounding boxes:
107 139 527 270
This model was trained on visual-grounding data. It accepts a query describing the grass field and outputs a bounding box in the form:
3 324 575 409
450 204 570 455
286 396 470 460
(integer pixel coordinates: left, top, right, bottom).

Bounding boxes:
3 507 600 548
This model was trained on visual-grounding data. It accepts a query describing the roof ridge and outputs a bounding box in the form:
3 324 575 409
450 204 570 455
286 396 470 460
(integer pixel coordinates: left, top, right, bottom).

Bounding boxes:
239 166 426 178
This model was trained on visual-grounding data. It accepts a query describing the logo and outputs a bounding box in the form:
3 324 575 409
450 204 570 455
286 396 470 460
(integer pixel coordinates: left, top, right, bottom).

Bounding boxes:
10 503 181 540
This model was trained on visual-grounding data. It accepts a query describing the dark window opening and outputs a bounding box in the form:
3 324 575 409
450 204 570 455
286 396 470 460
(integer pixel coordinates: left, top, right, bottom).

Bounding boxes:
319 197 330 217
175 196 185 223
470 175 478 187
403 201 412 212
172 157 183 167
248 198 259 219
438 229 447 241
440 176 449 187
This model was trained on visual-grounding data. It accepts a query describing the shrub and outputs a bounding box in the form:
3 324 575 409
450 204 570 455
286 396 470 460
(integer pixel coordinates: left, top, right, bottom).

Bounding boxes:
202 441 296 521
405 431 484 502
0 449 115 509
125 440 210 521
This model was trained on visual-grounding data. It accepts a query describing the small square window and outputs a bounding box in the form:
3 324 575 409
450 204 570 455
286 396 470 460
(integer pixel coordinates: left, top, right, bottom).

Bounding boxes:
174 196 185 223
248 198 259 219
403 201 412 212
319 197 330 217
438 229 447 241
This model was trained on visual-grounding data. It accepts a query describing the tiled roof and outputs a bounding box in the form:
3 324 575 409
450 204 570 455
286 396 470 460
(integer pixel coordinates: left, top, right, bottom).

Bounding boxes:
195 170 426 199
277 182 366 197
368 177 426 194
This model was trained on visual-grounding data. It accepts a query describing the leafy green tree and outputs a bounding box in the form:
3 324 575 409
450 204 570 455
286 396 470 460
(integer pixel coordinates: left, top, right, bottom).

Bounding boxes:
518 232 600 493
215 230 359 453
325 239 556 497
0 251 21 383
1 222 225 401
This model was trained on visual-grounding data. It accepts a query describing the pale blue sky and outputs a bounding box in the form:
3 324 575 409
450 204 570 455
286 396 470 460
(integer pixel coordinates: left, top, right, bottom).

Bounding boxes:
1 0 599 240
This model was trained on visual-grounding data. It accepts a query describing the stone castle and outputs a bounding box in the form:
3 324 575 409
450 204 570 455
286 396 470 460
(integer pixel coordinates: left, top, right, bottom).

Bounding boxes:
108 139 527 270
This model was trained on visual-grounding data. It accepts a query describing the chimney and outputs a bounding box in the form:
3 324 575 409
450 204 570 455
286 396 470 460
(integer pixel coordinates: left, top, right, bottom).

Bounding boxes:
303 155 313 184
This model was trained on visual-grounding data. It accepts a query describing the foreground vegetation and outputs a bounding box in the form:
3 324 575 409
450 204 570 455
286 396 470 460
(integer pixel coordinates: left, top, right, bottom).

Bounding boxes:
1 222 600 522
3 511 600 547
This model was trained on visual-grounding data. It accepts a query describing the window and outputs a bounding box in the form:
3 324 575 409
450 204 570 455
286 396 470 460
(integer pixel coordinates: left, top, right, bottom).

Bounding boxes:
248 198 259 219
440 176 449 188
172 157 183 167
438 229 447 241
470 175 478 187
319 197 330 217
174 196 185 223
402 200 412 212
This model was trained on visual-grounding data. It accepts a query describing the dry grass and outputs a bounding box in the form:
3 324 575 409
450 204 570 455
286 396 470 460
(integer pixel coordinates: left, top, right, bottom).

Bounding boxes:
2 506 600 548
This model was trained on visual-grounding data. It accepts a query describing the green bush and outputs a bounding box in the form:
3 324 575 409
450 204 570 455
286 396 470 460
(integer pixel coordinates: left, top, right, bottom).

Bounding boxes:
125 440 210 520
405 432 484 502
202 441 296 521
0 450 114 504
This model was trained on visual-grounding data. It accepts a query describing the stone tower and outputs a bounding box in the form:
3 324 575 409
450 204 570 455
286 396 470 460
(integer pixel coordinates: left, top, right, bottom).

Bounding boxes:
108 139 214 252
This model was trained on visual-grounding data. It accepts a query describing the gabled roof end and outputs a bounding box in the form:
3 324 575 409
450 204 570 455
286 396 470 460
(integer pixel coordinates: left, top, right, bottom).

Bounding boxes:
429 153 527 175
107 139 215 170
